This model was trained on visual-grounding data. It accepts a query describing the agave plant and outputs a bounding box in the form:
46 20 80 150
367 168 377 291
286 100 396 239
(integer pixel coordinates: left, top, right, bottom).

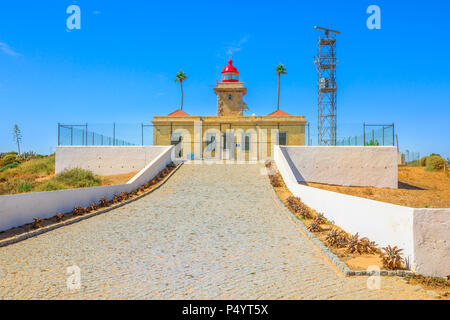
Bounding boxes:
381 246 404 270
307 221 322 232
325 229 348 248
72 206 85 216
113 194 123 203
346 233 365 254
90 202 99 211
360 237 379 254
286 196 312 219
55 213 65 222
314 213 326 224
269 175 281 187
100 197 109 207
32 217 43 229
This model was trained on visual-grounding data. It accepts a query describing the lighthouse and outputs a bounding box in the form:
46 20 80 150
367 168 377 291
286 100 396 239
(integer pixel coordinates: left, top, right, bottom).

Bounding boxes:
214 59 247 116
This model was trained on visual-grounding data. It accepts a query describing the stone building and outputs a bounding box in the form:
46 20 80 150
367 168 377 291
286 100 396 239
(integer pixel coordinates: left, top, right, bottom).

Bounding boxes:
152 60 306 161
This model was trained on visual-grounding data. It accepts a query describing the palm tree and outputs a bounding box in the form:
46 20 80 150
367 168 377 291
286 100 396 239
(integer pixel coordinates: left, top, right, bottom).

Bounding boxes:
175 70 188 110
243 101 249 115
275 64 287 111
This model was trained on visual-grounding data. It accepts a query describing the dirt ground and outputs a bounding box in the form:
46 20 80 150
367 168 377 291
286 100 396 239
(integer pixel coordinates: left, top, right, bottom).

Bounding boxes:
100 171 139 186
308 166 450 208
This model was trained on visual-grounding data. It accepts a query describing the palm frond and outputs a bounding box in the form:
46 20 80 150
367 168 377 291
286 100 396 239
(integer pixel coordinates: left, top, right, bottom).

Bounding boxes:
275 64 287 75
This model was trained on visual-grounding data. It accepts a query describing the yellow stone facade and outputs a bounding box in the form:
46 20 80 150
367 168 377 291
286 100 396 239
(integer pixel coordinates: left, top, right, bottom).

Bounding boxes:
152 61 306 161
152 114 306 160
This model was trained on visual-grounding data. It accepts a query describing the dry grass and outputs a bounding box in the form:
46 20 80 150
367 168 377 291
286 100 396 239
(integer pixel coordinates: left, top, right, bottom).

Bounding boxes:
308 166 450 208
101 171 139 186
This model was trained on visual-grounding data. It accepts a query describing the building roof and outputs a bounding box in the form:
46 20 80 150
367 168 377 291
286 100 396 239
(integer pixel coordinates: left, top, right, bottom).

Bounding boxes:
268 109 292 116
221 59 239 74
167 109 190 116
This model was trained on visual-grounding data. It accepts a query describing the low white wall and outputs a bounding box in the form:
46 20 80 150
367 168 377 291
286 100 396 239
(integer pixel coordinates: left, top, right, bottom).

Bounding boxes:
281 146 398 188
413 209 450 277
274 145 450 278
0 146 174 232
55 146 170 175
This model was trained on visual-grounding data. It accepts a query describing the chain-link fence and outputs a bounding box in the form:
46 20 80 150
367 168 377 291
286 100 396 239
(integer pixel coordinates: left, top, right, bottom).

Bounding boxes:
58 122 396 148
58 124 138 146
306 123 395 146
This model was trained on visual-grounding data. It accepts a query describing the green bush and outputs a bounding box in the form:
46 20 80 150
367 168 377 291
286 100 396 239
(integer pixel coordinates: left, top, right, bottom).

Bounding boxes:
425 155 446 172
20 155 54 175
17 181 32 193
54 168 101 188
0 154 20 167
0 162 20 172
34 181 68 192
419 156 428 166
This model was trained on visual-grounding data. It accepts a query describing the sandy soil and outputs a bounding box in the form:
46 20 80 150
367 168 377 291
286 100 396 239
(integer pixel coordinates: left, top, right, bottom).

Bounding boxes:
307 166 450 208
100 171 139 185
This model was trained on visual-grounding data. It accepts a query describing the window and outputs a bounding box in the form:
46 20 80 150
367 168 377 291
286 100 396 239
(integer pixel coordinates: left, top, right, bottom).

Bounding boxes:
279 132 287 145
242 134 251 152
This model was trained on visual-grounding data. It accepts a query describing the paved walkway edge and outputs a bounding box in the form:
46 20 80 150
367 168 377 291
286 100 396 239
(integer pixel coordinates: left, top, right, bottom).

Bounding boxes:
266 173 415 278
0 163 184 249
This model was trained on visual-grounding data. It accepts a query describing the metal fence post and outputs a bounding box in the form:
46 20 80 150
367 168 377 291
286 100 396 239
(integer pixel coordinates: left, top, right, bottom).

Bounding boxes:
141 123 144 146
392 123 395 146
113 123 116 146
85 123 88 146
363 123 365 146
57 123 60 146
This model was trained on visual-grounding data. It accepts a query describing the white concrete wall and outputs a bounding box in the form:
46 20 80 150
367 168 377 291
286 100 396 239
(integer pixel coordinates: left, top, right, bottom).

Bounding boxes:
275 145 450 277
413 209 450 277
281 146 398 188
55 146 170 175
0 146 174 232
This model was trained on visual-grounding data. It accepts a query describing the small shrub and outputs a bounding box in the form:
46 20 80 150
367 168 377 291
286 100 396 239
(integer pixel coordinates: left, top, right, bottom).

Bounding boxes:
84 207 91 213
286 196 312 219
381 246 404 270
314 213 326 224
32 217 43 229
54 168 101 188
425 155 446 172
113 194 123 203
90 202 99 211
55 213 65 222
325 229 348 248
120 192 130 200
100 197 109 207
72 206 85 216
269 174 281 187
346 233 365 255
360 238 379 254
307 221 322 232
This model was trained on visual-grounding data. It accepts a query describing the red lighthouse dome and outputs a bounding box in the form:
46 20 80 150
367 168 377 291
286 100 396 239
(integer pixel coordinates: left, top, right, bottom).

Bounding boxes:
221 59 239 82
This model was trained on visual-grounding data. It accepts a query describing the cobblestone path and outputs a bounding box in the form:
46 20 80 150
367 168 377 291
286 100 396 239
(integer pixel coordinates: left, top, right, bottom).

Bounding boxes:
0 164 430 299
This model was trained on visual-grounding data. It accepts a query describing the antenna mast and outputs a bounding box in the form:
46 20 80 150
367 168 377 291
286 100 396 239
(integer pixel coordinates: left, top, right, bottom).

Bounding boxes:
314 26 339 145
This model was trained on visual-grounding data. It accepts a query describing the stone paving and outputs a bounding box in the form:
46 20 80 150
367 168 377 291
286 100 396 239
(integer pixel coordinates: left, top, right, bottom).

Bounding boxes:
0 163 431 299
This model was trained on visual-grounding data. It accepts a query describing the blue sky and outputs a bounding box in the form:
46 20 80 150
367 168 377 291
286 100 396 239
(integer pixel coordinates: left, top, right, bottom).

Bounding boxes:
0 0 449 158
